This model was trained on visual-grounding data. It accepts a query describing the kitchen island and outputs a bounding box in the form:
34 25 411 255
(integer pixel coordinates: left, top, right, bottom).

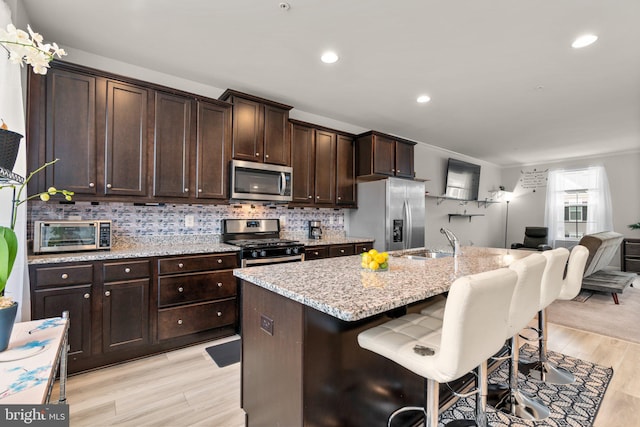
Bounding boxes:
234 246 526 427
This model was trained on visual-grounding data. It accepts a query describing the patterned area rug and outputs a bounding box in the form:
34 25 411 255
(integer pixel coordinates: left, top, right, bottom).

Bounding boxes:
439 345 613 426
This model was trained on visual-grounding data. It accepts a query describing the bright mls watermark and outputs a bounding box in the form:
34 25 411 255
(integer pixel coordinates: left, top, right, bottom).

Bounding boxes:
1 405 69 426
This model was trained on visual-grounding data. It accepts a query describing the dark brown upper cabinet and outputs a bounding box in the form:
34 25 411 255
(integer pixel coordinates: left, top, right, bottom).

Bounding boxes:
152 91 192 198
290 119 355 208
219 89 292 166
39 67 98 195
290 121 315 204
105 80 149 197
27 62 231 204
356 131 416 180
195 100 232 199
336 134 356 207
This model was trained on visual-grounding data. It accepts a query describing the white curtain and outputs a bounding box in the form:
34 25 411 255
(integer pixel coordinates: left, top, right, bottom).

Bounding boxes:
545 165 613 248
1 0 29 321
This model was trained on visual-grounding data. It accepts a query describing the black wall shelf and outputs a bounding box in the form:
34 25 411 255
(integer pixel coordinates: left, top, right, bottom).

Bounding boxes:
448 213 485 223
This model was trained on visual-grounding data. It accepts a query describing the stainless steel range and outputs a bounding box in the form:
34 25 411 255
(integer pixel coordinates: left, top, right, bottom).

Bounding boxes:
223 219 305 267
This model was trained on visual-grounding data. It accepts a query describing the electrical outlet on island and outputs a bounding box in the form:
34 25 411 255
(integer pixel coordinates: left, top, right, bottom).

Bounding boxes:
185 214 195 228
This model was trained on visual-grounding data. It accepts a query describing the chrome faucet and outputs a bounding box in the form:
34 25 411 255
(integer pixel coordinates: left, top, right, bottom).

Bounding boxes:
440 228 460 257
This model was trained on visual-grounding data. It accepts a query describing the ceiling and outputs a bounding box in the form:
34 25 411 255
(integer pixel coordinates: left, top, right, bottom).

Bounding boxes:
21 0 640 166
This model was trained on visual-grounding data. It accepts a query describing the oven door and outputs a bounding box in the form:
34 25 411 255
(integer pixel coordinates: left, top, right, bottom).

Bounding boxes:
241 254 304 268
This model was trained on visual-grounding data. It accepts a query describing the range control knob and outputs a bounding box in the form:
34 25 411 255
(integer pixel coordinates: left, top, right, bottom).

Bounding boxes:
251 250 259 258
293 247 300 254
260 250 267 257
285 247 292 255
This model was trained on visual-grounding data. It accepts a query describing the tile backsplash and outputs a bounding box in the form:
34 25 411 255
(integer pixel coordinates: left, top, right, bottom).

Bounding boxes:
28 201 347 246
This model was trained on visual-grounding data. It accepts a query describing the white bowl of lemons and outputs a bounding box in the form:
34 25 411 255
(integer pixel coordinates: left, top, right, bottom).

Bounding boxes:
361 249 389 272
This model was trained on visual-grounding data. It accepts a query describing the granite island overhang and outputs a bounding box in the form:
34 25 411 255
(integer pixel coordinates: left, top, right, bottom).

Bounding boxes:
234 246 526 427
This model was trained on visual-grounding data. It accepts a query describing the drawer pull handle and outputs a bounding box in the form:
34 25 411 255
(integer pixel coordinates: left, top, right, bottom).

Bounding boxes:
178 286 184 292
124 267 131 273
340 249 345 253
106 183 112 189
217 311 222 317
105 291 111 297
178 263 184 268
83 293 90 299
308 195 312 199
255 152 260 156
217 282 223 287
217 259 223 264
184 188 189 192
61 273 68 279
89 182 95 188
177 319 183 325
314 251 319 255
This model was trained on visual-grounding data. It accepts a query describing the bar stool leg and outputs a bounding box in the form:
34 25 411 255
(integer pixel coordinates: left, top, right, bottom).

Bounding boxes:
521 309 575 385
496 336 549 420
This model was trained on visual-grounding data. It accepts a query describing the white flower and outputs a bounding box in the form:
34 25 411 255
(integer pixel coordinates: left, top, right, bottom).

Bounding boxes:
0 23 66 75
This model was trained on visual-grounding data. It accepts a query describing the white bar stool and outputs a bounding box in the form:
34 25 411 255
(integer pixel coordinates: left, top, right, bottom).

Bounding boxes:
493 253 550 420
358 268 518 427
521 245 589 385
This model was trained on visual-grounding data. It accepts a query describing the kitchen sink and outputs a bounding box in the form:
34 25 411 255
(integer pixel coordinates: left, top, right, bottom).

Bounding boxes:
397 251 453 260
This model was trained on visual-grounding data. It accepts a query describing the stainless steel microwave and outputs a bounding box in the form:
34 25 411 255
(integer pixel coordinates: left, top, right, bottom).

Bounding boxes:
230 159 293 202
33 220 112 254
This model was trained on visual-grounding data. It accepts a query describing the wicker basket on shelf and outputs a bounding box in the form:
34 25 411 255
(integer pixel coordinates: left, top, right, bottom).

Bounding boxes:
0 129 23 171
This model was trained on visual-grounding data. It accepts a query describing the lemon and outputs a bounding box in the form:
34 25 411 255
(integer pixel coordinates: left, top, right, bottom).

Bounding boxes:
382 252 389 260
368 249 378 257
361 260 369 268
368 260 379 270
374 254 386 264
362 253 372 264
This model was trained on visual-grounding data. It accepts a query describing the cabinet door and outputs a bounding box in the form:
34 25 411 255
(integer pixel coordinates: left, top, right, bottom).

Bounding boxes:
291 123 315 204
33 284 92 360
102 279 150 353
105 81 149 196
45 68 97 194
336 134 356 206
153 91 192 197
395 140 415 178
231 97 262 162
263 105 290 165
372 135 395 176
196 101 231 199
314 130 336 205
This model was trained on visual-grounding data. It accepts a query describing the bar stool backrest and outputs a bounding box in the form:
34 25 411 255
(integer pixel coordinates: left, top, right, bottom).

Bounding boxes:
539 248 570 310
506 253 547 338
434 267 517 381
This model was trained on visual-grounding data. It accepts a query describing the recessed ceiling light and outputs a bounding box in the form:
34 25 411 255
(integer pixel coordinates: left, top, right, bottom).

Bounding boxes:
416 95 431 104
572 34 598 49
321 51 339 64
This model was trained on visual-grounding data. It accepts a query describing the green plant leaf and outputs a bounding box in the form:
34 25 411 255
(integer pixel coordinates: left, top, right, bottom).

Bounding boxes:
0 226 18 294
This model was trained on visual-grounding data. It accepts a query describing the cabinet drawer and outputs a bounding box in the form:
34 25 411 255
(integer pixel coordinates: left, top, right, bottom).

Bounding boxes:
626 242 640 257
329 244 355 257
625 258 640 273
33 264 93 287
158 253 238 275
354 243 373 254
103 259 150 282
158 271 237 307
158 299 236 340
305 246 329 260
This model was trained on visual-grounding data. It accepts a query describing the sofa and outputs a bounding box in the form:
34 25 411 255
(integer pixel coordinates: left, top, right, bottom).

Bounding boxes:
578 231 636 304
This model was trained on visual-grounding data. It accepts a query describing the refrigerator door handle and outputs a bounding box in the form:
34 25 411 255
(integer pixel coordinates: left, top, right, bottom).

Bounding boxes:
403 200 412 250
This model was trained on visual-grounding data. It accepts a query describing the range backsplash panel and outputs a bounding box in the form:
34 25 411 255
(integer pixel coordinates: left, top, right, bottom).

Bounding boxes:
28 202 347 246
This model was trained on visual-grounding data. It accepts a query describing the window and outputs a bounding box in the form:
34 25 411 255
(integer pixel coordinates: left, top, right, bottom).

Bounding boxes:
545 166 613 247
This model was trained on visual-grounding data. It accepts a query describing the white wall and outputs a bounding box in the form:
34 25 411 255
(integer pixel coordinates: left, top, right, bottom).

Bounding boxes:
414 143 505 250
501 150 640 267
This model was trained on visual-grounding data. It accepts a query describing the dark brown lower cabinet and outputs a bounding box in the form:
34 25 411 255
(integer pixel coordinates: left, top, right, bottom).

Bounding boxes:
33 283 92 361
30 253 239 373
305 242 374 261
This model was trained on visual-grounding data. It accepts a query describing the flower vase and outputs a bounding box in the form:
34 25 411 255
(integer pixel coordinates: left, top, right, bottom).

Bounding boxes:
0 129 23 171
0 302 18 352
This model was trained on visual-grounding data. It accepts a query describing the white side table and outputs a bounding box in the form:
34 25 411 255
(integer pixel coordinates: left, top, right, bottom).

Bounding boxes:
0 312 69 404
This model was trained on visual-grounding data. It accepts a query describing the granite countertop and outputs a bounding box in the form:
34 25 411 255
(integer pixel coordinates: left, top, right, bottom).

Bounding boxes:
234 246 529 322
26 235 375 264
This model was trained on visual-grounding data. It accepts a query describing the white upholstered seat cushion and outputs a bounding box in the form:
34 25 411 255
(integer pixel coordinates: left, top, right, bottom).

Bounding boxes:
539 248 570 310
506 253 546 337
557 245 589 301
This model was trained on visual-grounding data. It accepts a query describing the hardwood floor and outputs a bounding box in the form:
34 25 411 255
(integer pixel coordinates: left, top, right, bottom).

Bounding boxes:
50 325 639 426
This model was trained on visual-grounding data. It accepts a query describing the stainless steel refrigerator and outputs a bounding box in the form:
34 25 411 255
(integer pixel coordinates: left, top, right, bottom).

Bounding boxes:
346 177 425 251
